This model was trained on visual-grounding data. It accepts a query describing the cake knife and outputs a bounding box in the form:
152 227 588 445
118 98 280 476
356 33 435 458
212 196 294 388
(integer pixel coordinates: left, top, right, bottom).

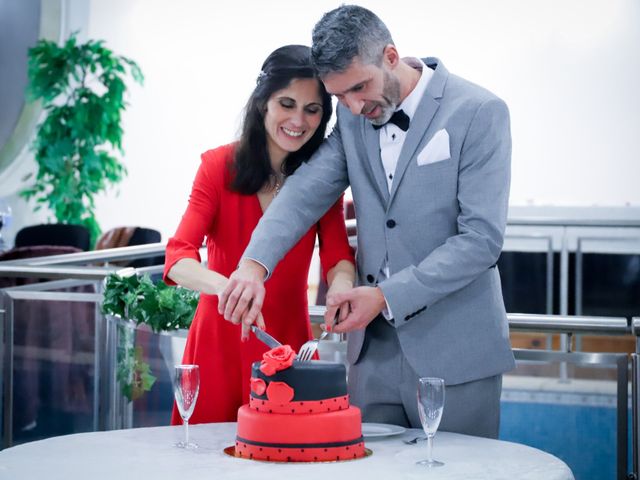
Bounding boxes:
250 325 282 348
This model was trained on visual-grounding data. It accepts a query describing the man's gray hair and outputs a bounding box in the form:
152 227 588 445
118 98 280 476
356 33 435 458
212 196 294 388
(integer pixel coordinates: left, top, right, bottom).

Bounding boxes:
311 5 394 77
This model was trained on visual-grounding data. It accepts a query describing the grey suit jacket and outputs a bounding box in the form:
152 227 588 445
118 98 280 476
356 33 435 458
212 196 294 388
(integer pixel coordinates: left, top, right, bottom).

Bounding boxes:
244 58 515 385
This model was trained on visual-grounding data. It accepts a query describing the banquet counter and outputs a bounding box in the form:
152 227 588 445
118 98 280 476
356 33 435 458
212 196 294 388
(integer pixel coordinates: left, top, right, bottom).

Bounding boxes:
0 422 574 480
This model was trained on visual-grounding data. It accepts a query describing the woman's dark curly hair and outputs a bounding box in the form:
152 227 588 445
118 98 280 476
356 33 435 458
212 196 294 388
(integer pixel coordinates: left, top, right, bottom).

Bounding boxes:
230 45 333 194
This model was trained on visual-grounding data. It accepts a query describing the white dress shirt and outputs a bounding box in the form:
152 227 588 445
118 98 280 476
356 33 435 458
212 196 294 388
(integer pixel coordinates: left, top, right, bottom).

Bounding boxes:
379 58 433 193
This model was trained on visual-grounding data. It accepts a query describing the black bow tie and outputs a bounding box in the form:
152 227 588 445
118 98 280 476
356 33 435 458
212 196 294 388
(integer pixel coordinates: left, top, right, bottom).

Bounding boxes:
373 109 410 131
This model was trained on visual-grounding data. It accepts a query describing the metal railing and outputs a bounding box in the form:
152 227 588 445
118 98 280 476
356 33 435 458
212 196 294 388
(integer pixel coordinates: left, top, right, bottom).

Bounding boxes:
313 305 638 480
0 244 168 448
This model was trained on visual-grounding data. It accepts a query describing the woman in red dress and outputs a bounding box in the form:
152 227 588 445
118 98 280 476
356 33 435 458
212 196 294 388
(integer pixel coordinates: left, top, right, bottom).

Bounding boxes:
164 45 355 424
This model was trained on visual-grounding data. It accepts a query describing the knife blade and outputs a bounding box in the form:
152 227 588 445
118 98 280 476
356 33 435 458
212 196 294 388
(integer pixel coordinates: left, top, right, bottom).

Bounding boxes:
250 325 282 349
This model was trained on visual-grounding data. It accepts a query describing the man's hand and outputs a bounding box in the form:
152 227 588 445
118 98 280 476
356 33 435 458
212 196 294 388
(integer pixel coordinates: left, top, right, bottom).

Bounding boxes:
218 259 267 330
324 276 353 329
325 286 386 333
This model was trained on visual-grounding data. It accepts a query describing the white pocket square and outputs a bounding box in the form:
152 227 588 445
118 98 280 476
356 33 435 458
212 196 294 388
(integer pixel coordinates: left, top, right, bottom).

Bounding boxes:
417 129 450 166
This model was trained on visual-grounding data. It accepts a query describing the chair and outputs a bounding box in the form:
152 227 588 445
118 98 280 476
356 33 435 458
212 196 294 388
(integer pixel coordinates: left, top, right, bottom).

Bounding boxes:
15 224 91 251
96 226 164 268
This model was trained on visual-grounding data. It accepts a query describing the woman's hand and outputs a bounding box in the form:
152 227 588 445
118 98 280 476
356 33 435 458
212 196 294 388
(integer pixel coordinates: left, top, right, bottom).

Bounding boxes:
324 260 355 330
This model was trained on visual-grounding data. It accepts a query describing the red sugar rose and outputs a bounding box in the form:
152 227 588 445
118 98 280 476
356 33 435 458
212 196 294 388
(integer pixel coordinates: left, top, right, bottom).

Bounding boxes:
250 377 266 395
266 381 295 404
259 345 296 376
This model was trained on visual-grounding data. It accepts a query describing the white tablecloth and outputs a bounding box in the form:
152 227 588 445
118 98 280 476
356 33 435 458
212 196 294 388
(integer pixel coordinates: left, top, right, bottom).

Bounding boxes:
0 423 574 480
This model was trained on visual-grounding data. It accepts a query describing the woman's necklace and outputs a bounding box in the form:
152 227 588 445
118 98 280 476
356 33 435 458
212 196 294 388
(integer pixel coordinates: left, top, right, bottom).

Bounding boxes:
271 173 286 197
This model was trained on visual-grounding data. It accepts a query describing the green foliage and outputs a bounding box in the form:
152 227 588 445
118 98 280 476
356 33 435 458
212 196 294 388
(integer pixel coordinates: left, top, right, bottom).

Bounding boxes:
21 33 144 245
102 272 198 401
102 273 199 333
117 341 157 402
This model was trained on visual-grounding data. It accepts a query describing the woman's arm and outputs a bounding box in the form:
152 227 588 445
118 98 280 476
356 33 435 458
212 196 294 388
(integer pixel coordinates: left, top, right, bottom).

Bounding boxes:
326 259 355 292
314 194 356 326
167 258 228 296
164 148 224 287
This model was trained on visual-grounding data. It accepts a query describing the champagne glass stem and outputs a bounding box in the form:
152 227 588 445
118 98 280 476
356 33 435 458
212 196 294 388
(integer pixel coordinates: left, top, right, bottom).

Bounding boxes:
184 419 189 445
427 435 434 463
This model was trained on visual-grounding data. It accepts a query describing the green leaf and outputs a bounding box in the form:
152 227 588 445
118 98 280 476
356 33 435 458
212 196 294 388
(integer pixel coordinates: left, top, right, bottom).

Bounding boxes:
22 33 143 247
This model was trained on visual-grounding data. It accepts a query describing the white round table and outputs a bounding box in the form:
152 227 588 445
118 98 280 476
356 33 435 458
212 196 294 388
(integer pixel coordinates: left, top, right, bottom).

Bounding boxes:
0 423 574 480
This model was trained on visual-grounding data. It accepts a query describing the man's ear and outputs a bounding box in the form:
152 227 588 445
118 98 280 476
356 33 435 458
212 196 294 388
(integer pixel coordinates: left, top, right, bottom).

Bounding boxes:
382 44 399 68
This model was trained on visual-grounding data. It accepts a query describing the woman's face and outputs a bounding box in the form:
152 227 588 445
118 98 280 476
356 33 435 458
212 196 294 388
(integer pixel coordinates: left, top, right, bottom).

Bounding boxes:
264 78 324 163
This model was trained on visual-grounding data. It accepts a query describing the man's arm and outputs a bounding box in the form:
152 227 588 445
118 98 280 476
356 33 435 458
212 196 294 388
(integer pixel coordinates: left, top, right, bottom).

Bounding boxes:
323 97 511 334
219 125 349 325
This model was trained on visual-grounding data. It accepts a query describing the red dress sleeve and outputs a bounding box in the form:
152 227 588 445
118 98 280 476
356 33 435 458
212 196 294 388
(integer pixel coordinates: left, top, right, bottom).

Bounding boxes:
316 194 355 282
163 146 229 285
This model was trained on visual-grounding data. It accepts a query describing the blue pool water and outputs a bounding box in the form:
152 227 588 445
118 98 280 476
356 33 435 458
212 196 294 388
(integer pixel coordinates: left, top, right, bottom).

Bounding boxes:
500 401 630 480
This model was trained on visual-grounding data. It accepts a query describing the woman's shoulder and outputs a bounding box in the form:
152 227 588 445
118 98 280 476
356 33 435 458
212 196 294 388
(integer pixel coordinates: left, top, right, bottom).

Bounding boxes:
199 143 238 183
200 143 236 168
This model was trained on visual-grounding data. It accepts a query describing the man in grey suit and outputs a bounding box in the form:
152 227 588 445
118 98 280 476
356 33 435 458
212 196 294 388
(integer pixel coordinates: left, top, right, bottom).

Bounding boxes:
219 5 515 438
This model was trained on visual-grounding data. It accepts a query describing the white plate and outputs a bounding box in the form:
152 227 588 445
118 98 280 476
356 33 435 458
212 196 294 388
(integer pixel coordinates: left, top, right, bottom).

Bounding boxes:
362 422 406 438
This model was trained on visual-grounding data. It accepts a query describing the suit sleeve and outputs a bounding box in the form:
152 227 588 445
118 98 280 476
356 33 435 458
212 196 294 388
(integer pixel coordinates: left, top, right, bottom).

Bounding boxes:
317 194 355 282
163 149 222 285
243 121 350 276
378 98 511 322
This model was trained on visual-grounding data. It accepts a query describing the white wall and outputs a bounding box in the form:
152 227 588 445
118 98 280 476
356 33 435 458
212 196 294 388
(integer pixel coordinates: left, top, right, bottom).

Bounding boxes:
5 0 640 243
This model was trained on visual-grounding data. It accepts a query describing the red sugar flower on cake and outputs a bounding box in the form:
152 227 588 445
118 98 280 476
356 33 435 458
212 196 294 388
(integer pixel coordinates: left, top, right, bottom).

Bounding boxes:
266 381 295 403
250 377 266 395
259 345 296 376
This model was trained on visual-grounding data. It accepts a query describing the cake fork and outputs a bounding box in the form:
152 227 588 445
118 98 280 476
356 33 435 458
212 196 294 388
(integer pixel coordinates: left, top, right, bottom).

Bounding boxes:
403 436 427 445
297 309 339 362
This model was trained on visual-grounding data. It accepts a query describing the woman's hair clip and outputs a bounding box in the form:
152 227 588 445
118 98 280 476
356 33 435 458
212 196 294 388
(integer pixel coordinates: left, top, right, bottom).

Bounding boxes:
256 71 267 85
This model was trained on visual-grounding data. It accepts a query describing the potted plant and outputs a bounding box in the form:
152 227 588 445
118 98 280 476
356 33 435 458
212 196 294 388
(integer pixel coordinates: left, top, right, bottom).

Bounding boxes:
102 271 198 401
21 34 143 245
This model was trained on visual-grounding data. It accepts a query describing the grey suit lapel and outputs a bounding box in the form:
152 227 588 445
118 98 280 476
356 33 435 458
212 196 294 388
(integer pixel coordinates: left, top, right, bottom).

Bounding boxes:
362 119 390 204
388 58 448 205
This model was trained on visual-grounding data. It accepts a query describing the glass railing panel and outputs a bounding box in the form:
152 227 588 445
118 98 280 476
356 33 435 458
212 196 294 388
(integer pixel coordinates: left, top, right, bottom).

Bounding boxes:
501 351 630 480
105 317 187 430
9 293 97 445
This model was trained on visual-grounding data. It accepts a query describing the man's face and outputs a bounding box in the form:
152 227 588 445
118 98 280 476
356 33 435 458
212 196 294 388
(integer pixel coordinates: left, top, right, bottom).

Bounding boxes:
322 57 401 126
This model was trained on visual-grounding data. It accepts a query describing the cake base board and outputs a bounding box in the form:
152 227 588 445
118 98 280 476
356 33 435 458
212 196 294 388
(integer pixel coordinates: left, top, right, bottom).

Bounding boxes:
223 446 372 463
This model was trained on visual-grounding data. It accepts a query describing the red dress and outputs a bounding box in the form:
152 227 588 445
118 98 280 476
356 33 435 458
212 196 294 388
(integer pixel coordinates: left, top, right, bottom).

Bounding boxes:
164 144 354 424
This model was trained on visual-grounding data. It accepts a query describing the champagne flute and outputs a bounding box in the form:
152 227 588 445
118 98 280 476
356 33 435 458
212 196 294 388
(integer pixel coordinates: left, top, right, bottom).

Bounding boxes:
416 377 445 467
174 364 200 449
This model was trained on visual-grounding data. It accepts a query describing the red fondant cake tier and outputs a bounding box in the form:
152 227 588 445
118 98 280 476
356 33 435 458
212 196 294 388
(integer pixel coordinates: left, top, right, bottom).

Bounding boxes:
236 404 365 462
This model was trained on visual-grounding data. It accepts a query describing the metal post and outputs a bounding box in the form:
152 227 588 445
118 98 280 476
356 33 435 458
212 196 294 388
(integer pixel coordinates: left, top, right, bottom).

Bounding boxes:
0 302 4 448
616 354 629 480
546 237 554 315
93 296 102 432
575 240 584 351
575 240 583 317
559 227 569 379
560 226 570 316
632 354 638 480
106 314 116 430
1 292 13 449
546 237 555 349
